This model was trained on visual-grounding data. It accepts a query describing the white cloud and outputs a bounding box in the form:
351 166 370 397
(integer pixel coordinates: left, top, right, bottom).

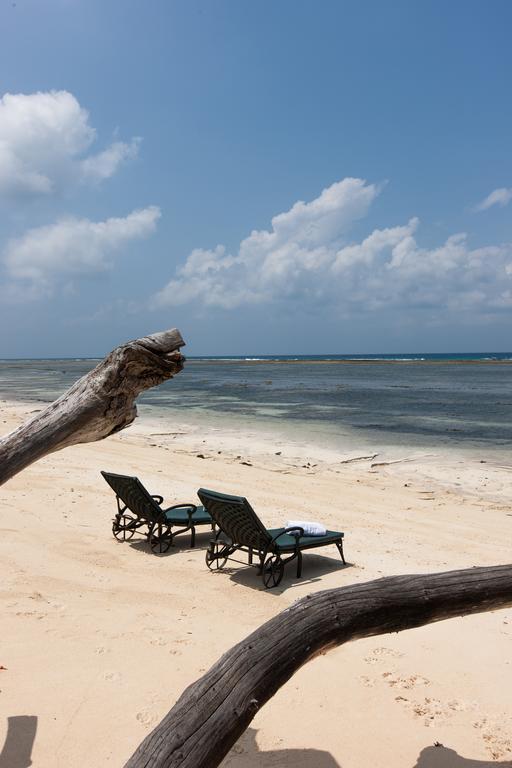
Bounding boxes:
81 138 141 182
153 178 512 317
3 206 160 293
154 178 380 308
333 230 512 314
0 90 140 197
475 187 512 212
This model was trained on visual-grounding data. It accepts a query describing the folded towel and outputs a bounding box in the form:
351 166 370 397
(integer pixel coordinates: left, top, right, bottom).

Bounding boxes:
286 519 327 537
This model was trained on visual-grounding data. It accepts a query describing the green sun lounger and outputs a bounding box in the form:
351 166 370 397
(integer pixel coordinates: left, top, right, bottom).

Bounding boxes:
102 471 213 554
197 487 345 587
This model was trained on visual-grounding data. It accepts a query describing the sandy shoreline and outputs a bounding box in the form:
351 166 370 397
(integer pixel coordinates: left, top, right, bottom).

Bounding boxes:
1 398 511 767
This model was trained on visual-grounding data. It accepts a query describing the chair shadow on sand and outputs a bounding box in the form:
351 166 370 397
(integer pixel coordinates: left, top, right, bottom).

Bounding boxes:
126 529 214 556
0 716 37 768
227 551 353 594
126 534 351 594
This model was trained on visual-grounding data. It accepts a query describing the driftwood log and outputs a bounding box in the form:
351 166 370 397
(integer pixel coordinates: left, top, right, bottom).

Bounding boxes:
125 564 512 768
0 328 184 486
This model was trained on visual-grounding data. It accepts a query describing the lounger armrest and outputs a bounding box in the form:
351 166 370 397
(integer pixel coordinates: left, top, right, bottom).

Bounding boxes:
270 526 305 544
164 503 198 521
151 494 164 505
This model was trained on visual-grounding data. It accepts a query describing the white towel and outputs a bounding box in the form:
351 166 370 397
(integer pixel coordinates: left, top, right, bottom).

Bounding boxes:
286 519 327 537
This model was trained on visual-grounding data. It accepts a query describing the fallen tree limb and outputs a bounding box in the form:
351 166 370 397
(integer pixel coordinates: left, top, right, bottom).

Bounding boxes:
0 328 184 486
125 564 512 768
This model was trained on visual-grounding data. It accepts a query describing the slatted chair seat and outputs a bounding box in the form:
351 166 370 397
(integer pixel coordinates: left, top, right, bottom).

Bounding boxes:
102 471 213 554
198 488 345 588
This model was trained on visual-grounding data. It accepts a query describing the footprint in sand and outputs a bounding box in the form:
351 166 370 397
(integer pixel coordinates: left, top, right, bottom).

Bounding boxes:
136 710 158 728
482 733 512 761
473 718 512 760
15 610 46 620
28 590 45 601
381 672 430 690
103 670 121 682
149 636 168 647
447 698 469 712
410 697 446 727
364 646 404 664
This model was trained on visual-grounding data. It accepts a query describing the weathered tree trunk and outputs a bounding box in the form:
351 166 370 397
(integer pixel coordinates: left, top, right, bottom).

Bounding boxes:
125 564 512 768
0 328 184 486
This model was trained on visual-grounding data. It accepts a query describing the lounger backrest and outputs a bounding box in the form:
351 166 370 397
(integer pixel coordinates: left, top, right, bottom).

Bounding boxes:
197 488 272 549
101 471 162 523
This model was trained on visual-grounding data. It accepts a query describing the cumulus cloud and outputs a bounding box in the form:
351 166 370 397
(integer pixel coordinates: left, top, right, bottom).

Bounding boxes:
3 206 160 293
153 178 512 316
154 178 380 308
0 90 140 197
475 187 512 212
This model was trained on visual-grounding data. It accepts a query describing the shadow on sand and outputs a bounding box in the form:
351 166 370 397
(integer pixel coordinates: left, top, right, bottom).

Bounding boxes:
126 532 351 594
222 734 512 768
0 716 37 768
413 746 512 767
126 529 213 556
221 728 341 767
227 552 352 594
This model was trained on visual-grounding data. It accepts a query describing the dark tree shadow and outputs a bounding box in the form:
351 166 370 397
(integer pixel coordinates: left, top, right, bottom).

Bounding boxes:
0 716 37 768
413 745 512 767
221 727 341 767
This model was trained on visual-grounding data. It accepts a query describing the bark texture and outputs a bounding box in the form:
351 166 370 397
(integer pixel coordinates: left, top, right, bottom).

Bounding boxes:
125 564 512 768
0 328 184 486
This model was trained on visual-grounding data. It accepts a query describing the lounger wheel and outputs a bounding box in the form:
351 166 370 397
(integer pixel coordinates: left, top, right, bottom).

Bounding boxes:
149 524 173 554
205 543 228 570
112 514 137 541
262 555 284 588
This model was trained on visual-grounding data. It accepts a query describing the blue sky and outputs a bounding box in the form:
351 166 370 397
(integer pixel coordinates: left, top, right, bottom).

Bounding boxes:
0 0 511 356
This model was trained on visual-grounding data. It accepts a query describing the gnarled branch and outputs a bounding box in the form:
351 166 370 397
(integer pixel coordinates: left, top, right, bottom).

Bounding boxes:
125 564 512 768
0 328 184 486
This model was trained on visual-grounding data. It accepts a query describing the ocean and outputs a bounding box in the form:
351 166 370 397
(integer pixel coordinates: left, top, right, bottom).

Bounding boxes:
1 354 511 459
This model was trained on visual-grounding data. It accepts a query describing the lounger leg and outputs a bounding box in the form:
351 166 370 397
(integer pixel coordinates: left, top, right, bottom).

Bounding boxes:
336 540 346 565
190 526 196 548
296 551 303 578
248 547 253 565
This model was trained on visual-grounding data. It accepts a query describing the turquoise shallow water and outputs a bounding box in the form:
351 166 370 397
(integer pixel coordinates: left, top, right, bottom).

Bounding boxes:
0 355 511 458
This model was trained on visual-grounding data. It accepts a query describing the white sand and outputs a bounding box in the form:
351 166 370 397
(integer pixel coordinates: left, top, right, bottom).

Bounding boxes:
1 400 511 767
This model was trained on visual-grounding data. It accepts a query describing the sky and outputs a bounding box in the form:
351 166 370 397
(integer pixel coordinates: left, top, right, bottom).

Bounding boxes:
0 0 511 357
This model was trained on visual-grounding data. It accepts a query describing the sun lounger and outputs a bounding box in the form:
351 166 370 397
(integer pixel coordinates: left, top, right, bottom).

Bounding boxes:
197 487 345 587
102 471 213 554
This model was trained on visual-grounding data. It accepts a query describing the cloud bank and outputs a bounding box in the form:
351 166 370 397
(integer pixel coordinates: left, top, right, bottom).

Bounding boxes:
0 90 139 197
154 178 512 316
3 206 160 294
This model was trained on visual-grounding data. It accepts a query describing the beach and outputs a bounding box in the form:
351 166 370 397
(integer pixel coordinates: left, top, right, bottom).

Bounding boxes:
3 0 512 764
1 395 511 768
